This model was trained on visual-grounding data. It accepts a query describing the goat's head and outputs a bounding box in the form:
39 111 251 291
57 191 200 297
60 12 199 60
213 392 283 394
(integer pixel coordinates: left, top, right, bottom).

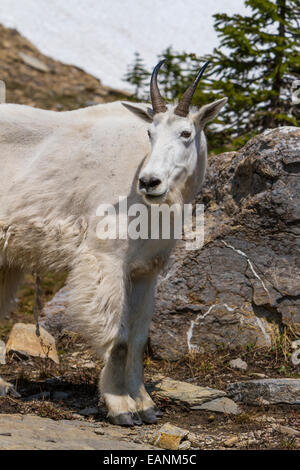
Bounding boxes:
123 60 227 205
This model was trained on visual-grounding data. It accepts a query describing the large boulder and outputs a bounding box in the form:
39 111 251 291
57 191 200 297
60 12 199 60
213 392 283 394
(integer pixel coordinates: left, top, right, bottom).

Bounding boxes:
227 378 300 405
151 127 300 360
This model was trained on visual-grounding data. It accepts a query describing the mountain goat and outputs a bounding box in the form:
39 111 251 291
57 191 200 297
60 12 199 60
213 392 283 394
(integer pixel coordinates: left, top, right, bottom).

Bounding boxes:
0 60 227 425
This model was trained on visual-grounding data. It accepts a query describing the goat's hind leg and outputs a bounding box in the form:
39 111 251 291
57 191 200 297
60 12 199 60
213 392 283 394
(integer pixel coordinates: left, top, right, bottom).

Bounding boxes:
0 377 20 397
0 264 23 318
0 263 23 397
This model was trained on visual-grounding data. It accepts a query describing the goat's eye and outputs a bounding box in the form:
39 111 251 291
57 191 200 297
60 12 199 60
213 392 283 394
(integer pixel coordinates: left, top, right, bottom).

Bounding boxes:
147 130 151 139
181 131 191 139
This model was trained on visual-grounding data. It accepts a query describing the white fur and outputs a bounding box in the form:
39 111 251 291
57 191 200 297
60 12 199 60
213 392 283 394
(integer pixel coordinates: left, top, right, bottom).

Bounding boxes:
0 98 226 423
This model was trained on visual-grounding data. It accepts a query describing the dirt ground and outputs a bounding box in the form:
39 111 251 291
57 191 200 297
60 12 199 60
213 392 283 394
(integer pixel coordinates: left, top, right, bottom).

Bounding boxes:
0 274 299 450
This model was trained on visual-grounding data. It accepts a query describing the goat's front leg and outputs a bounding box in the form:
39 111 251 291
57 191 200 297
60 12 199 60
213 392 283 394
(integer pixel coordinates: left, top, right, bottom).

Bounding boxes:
101 276 160 426
126 276 162 424
69 253 159 426
68 252 138 425
100 341 142 426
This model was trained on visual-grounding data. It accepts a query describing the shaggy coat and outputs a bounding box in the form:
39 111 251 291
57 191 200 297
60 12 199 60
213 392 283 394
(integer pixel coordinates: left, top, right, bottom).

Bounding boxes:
0 98 225 425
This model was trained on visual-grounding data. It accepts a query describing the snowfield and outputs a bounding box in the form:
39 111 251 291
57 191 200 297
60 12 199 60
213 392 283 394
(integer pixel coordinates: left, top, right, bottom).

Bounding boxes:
0 0 247 90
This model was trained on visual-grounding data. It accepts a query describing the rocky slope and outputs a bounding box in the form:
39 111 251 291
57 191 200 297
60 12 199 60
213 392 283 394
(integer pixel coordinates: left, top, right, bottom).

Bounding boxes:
0 24 128 110
151 127 300 360
0 23 299 452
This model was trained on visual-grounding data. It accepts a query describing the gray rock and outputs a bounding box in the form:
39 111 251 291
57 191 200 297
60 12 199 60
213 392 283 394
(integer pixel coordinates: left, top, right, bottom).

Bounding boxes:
0 340 6 364
229 358 248 371
0 414 152 450
151 127 300 359
224 436 239 448
227 378 300 405
18 52 50 72
39 286 71 337
179 440 192 450
191 397 241 415
82 361 97 369
150 375 226 407
272 424 300 437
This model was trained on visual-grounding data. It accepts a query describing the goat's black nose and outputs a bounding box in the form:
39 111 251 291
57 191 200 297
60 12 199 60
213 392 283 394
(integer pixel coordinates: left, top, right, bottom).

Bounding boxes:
139 176 162 192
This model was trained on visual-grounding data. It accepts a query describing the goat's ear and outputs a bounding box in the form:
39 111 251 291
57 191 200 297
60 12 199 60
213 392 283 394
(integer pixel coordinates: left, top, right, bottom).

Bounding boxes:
121 102 154 122
193 97 227 127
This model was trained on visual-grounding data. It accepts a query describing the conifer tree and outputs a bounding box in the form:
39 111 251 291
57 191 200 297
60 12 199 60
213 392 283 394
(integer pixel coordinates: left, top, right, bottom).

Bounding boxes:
207 0 300 146
123 52 150 100
124 0 299 149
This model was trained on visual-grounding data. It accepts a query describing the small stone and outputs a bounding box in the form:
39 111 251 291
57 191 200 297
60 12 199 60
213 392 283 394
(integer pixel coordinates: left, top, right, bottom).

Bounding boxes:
246 439 257 446
224 436 239 447
250 373 268 379
191 397 241 415
273 425 300 437
6 323 59 364
0 340 6 364
266 417 276 423
18 52 50 72
179 440 191 450
229 358 248 371
82 361 96 369
187 432 202 448
153 433 181 450
152 422 189 450
158 422 189 439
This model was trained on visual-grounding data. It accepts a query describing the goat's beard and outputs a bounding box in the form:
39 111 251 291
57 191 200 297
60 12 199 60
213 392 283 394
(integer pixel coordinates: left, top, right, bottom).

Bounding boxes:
142 187 183 209
165 185 184 209
142 191 168 206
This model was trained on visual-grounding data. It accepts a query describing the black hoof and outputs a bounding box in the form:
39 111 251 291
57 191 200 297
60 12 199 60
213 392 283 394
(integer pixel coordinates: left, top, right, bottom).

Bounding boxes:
132 413 143 426
108 412 134 426
139 407 162 424
155 408 163 418
153 406 163 417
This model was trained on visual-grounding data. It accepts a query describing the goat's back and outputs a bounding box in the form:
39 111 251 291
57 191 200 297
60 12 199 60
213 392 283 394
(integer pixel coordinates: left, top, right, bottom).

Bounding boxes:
0 102 149 223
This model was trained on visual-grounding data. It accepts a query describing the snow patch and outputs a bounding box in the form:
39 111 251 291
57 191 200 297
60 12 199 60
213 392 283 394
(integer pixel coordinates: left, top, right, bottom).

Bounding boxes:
0 0 248 90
